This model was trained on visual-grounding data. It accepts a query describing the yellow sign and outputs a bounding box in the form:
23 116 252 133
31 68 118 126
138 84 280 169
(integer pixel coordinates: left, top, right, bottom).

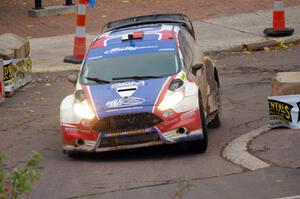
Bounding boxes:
3 64 15 81
269 99 292 122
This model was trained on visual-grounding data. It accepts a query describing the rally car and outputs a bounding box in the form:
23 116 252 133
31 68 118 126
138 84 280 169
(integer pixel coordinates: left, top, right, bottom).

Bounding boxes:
60 14 221 155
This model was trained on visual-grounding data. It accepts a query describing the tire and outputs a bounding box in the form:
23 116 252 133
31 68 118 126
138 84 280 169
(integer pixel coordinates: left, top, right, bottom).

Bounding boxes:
208 113 221 128
186 94 208 153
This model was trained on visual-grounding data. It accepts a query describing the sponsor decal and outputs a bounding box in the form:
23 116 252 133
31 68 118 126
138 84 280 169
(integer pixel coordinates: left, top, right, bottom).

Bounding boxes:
3 57 32 95
268 99 293 122
64 127 78 133
268 95 300 129
104 128 152 138
163 118 179 125
104 46 158 54
3 64 14 81
111 81 145 89
106 106 143 113
180 72 186 81
106 97 145 108
180 110 196 120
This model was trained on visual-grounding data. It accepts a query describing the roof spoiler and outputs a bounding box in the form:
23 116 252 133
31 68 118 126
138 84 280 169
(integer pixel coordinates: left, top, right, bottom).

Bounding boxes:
101 13 195 38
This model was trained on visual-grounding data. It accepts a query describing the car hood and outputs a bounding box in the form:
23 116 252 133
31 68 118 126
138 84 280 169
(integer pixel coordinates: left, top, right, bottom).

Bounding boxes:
83 77 169 118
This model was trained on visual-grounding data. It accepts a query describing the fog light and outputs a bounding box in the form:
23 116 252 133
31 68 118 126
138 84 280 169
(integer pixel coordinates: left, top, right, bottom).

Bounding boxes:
81 119 91 127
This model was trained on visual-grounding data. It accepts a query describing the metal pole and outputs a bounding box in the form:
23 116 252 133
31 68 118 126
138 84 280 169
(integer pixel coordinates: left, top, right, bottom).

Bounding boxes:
34 0 42 10
65 0 74 6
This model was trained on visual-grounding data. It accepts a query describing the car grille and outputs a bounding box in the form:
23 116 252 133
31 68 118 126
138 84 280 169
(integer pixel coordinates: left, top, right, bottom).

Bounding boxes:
93 112 162 133
99 133 160 148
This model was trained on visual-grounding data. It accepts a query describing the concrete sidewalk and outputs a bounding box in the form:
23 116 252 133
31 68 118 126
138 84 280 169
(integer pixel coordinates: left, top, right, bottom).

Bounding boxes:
30 5 300 72
194 5 300 52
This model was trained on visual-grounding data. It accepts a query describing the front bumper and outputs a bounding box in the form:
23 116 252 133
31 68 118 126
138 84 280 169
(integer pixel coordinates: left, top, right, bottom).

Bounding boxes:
61 105 203 153
62 129 203 153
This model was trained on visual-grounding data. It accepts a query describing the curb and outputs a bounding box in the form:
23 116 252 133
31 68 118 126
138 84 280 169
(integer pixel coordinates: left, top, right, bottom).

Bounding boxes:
32 65 80 73
222 125 271 171
28 5 78 18
243 35 300 51
205 34 300 54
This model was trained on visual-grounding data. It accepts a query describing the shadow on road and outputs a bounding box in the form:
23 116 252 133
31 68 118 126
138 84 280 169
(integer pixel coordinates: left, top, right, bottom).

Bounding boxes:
65 143 204 162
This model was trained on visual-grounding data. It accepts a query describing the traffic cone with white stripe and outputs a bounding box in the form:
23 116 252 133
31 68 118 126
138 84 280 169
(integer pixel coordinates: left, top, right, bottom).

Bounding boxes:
264 0 294 37
64 0 87 64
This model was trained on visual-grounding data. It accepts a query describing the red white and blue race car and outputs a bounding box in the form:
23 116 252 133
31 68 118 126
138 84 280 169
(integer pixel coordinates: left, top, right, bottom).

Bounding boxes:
60 14 221 155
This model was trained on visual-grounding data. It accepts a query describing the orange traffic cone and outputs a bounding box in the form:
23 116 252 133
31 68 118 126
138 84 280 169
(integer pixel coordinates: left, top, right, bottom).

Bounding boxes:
64 0 87 64
264 0 294 37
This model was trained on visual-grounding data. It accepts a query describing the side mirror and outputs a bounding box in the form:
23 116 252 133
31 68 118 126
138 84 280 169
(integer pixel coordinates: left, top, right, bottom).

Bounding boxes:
191 63 203 75
67 74 78 86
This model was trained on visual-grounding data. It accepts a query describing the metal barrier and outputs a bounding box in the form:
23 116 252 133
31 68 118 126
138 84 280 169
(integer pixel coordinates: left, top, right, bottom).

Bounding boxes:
34 0 74 10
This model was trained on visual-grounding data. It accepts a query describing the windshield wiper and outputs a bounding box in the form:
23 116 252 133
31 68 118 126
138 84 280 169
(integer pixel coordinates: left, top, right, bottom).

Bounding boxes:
86 77 110 84
112 76 162 81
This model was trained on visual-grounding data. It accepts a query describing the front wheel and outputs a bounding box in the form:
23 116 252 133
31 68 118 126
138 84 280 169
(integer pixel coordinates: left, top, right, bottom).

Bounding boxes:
186 98 208 153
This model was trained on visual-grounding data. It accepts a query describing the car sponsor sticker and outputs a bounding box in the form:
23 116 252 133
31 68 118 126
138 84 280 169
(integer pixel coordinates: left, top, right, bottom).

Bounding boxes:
106 97 146 108
181 72 186 81
111 81 145 89
105 106 143 113
103 128 152 138
104 46 158 54
268 95 300 129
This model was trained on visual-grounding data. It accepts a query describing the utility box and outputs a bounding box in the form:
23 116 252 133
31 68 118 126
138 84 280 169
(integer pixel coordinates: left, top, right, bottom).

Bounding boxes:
0 59 5 104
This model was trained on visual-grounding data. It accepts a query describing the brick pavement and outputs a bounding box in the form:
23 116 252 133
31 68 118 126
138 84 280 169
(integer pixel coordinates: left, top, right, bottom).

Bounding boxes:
1 0 300 38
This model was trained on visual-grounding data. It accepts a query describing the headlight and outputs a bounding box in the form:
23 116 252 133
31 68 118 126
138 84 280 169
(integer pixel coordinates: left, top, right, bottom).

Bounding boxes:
73 100 95 120
158 91 184 111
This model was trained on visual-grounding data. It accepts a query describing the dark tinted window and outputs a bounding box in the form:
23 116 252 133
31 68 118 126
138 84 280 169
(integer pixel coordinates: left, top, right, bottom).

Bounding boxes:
179 29 195 69
80 51 181 83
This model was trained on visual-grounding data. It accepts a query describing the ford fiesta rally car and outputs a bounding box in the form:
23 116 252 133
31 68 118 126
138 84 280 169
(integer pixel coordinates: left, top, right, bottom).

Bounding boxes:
60 14 221 155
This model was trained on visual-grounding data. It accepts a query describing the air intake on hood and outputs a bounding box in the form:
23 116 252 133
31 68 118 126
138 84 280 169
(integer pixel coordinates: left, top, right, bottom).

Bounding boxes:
116 87 137 97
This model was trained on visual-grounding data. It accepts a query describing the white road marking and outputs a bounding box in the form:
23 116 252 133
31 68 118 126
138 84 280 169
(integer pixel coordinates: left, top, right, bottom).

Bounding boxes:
276 195 300 199
222 125 271 171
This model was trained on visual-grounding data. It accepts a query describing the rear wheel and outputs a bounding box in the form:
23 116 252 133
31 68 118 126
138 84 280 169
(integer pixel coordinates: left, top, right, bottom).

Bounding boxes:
186 95 208 153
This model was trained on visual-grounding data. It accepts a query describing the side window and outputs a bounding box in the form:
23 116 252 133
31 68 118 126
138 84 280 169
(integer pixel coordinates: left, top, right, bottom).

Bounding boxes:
178 29 195 70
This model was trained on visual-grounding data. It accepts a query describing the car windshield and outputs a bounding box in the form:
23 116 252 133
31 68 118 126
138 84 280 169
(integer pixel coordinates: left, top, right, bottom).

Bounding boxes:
80 51 181 84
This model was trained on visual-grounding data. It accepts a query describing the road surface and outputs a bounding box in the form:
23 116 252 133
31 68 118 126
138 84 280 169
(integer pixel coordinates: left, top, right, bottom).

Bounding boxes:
0 45 299 199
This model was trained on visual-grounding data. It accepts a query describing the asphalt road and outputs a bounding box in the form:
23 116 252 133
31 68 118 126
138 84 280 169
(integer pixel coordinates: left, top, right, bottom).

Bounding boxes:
0 45 299 199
